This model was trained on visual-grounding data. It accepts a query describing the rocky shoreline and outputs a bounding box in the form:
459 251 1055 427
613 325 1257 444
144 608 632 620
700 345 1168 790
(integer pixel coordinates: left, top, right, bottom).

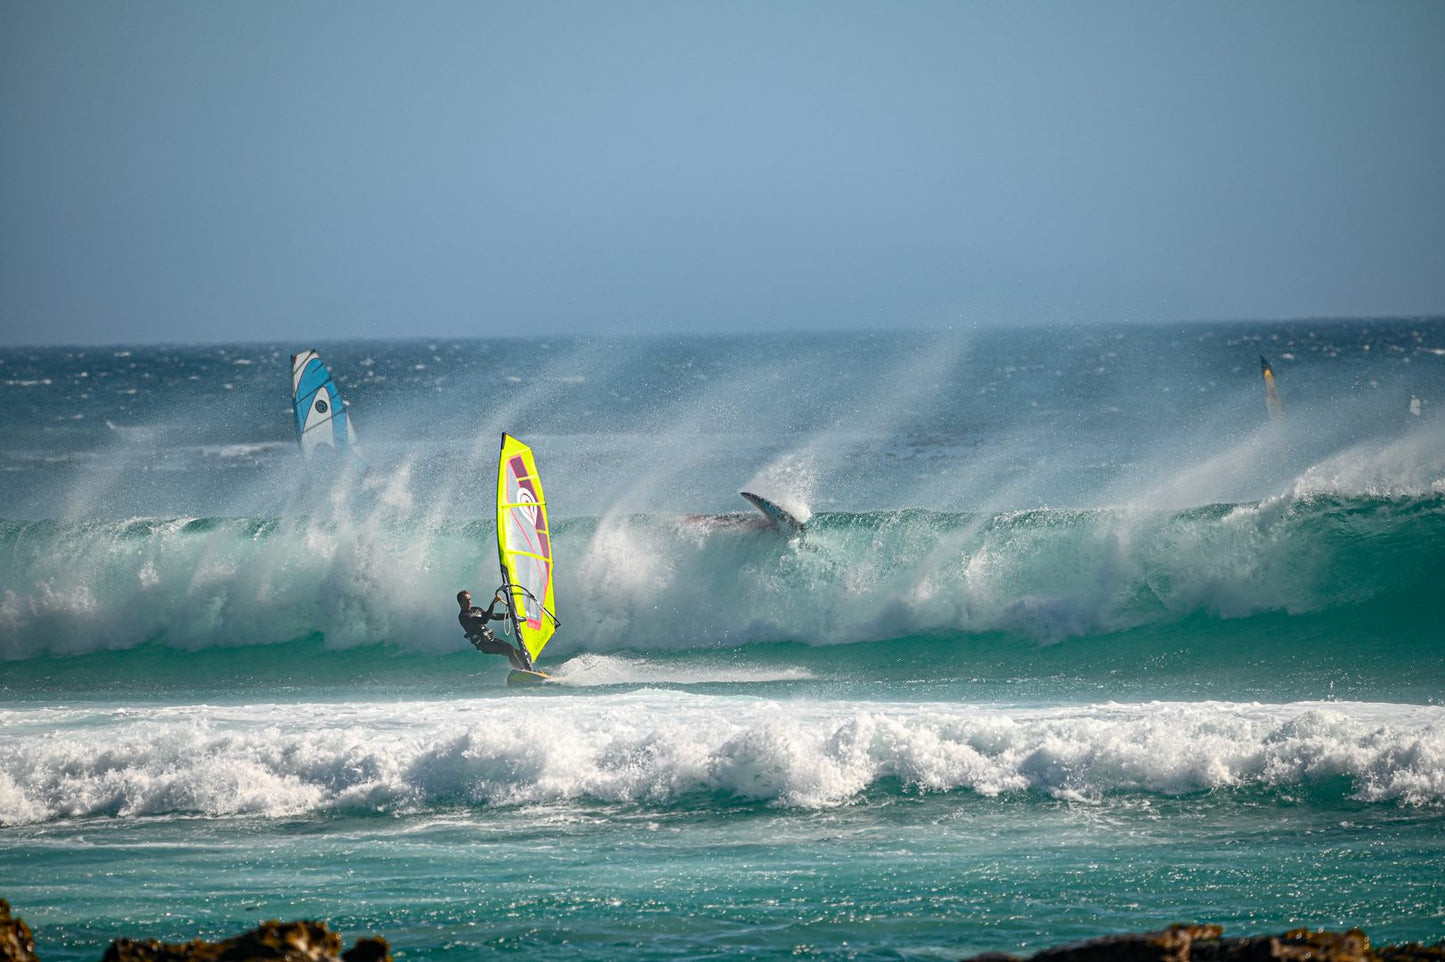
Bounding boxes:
1 903 389 962
4 901 1442 962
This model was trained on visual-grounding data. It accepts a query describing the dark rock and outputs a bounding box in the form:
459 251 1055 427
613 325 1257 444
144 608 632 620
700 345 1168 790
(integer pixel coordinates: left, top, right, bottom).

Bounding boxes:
99 920 390 962
1376 945 1445 962
339 938 390 962
0 900 40 962
1023 924 1226 962
1194 927 1371 962
963 926 1445 962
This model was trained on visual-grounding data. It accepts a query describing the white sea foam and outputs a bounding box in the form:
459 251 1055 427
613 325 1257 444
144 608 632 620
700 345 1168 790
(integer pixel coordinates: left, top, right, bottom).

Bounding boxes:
544 653 814 686
1 697 1440 825
1284 426 1445 500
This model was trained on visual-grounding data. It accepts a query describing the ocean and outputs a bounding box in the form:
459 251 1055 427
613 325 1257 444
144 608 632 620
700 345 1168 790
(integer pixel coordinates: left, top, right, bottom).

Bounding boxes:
1 321 1443 960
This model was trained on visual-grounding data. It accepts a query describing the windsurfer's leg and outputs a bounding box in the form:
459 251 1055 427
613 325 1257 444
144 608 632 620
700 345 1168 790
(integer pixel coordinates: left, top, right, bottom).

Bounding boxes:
469 632 513 660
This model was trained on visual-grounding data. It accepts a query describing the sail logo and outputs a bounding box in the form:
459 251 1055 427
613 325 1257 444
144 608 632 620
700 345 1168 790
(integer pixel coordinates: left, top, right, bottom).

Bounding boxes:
515 486 538 525
506 454 551 630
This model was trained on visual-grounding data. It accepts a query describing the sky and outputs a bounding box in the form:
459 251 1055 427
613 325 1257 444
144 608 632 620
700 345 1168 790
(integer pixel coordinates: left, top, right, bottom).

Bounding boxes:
1 0 1443 346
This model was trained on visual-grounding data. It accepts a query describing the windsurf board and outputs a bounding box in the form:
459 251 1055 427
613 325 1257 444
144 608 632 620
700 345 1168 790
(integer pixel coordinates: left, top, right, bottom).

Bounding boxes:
740 491 806 532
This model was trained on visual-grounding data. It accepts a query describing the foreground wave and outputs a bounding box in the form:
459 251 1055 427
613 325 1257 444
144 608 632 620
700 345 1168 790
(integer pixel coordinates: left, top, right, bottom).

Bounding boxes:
2 694 1441 824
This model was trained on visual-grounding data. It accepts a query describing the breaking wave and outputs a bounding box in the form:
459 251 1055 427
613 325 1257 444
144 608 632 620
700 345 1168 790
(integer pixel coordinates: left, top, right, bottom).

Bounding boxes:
2 490 1443 662
1 694 1441 825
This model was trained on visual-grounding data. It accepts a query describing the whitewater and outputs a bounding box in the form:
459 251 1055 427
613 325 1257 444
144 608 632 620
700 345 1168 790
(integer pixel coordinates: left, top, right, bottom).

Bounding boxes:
2 322 1443 960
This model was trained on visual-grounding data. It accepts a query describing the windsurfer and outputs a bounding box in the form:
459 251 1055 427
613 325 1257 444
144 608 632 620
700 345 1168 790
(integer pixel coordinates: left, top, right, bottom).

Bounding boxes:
457 589 531 670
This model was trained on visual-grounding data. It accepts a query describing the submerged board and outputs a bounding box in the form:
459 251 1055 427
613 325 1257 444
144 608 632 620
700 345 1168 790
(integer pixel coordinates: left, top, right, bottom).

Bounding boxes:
506 668 552 686
291 350 360 458
740 491 806 533
497 433 559 665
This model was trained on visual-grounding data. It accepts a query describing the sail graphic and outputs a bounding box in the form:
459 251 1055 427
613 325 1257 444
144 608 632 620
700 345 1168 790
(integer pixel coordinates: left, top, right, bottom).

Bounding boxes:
291 350 360 458
497 433 558 662
1260 356 1283 419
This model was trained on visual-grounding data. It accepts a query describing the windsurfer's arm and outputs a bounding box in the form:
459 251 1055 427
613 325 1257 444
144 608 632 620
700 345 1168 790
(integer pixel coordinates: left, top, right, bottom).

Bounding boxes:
482 593 509 622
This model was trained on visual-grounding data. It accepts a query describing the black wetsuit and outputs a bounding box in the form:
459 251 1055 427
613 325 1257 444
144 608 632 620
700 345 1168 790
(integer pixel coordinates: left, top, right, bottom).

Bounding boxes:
460 598 531 670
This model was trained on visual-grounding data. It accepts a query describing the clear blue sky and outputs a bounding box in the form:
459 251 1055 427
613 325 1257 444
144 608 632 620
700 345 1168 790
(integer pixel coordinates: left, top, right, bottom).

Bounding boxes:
2 0 1443 345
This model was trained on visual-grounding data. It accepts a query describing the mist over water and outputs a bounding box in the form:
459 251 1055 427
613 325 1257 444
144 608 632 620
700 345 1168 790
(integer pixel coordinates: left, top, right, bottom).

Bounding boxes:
3 321 1444 960
5 322 1440 523
3 322 1442 663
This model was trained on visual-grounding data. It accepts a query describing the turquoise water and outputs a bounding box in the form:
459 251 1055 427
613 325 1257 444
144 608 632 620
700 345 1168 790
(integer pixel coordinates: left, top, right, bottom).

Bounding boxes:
2 323 1444 959
8 794 1443 960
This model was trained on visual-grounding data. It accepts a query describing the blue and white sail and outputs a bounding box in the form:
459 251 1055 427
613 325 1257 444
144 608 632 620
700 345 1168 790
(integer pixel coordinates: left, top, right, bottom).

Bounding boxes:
291 350 360 459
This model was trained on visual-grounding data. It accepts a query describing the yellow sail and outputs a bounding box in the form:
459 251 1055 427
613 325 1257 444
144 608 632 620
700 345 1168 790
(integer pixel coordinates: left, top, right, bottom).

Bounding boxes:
496 433 558 662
